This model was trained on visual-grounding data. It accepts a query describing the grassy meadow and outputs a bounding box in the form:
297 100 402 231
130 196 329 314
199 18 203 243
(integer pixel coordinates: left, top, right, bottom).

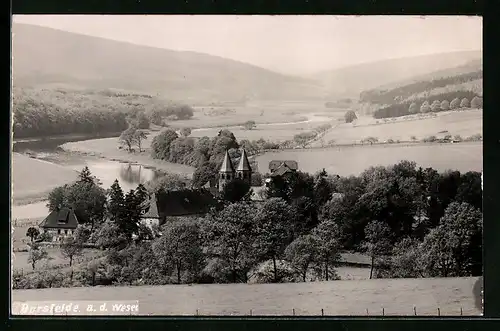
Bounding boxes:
11 276 481 316
255 142 482 176
174 102 335 129
312 109 482 146
189 112 339 141
12 248 102 272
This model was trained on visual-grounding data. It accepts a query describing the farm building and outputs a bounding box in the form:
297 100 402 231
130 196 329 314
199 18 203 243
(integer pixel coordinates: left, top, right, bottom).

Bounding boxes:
142 188 218 227
142 148 255 225
268 160 298 178
38 207 79 242
140 192 161 228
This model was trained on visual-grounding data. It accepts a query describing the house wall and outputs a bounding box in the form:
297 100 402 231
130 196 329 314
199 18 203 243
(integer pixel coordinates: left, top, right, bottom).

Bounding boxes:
140 217 160 229
40 228 76 242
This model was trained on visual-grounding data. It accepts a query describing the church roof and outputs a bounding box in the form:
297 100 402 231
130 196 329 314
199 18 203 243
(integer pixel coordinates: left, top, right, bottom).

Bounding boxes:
219 150 235 173
236 149 252 172
270 163 295 177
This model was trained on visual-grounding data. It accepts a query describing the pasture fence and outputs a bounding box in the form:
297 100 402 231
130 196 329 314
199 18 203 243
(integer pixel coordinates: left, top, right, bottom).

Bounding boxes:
187 306 472 317
39 305 476 317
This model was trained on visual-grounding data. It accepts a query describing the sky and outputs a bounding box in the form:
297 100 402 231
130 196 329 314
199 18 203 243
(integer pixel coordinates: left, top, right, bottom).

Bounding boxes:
12 15 482 75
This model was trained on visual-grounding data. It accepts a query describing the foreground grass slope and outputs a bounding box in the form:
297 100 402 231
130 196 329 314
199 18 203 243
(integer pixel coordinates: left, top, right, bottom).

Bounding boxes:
12 276 481 316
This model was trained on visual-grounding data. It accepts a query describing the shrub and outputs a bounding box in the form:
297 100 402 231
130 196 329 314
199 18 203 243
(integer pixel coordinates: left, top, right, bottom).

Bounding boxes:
471 96 483 109
460 98 470 108
420 101 431 113
440 100 450 111
408 102 419 114
430 100 441 112
450 97 461 109
344 110 357 123
465 134 482 142
250 260 298 284
422 135 437 143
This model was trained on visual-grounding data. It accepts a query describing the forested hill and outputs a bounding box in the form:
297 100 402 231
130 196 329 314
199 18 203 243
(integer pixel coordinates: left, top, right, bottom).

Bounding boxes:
309 51 481 98
357 61 483 119
12 23 325 103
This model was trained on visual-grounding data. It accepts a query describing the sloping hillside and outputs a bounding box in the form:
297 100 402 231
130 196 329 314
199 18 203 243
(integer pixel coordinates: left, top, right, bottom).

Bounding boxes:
354 59 483 119
12 23 325 103
372 58 482 92
310 51 482 98
12 277 481 316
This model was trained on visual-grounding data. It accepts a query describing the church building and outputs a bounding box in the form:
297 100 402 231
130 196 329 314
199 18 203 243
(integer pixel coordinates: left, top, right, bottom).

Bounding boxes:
218 148 252 191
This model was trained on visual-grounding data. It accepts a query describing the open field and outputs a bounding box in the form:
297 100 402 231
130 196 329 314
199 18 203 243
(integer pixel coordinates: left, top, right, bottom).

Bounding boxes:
11 276 481 316
60 112 339 160
12 223 38 251
11 153 80 205
189 113 338 141
311 109 482 146
173 102 336 129
256 142 482 176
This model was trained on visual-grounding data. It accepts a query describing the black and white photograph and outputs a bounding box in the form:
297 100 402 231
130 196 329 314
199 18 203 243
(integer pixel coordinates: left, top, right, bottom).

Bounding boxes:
10 15 483 316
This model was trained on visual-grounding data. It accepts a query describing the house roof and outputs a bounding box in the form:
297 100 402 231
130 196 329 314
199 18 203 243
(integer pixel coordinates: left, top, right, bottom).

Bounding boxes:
142 193 160 219
156 189 217 217
236 149 252 172
269 160 298 172
270 163 295 177
39 207 78 229
219 150 235 173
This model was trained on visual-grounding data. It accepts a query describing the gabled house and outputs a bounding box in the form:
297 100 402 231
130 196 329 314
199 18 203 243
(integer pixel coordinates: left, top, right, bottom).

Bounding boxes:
268 160 298 178
39 207 79 242
140 193 161 228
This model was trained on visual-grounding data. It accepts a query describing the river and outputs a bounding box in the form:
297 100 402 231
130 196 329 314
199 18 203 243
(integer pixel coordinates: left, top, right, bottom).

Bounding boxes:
12 137 160 220
12 114 332 221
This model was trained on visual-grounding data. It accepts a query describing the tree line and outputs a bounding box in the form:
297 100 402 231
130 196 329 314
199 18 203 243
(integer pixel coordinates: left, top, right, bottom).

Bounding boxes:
149 129 276 187
373 91 482 119
16 153 482 288
12 87 195 139
13 97 129 138
360 70 483 105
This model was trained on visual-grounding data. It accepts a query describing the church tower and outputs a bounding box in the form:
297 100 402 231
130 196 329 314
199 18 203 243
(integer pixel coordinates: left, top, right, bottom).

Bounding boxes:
236 148 252 186
218 149 235 192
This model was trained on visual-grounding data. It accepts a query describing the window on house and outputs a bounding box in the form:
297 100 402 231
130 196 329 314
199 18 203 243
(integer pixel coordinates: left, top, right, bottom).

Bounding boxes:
58 229 61 235
65 230 68 235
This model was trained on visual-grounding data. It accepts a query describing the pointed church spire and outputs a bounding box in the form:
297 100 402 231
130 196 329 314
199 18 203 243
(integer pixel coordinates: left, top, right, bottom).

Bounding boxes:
219 150 235 173
237 149 252 172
